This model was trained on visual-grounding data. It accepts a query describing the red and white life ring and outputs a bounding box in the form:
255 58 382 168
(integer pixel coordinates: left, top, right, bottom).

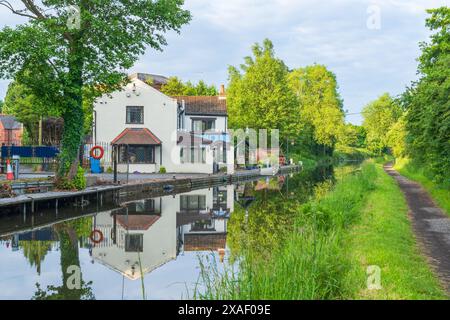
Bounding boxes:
90 230 104 244
90 146 104 160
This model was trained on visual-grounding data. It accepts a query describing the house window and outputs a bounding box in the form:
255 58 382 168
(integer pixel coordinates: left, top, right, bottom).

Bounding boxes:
125 234 144 252
180 147 206 164
126 106 144 124
192 119 215 132
180 195 207 211
119 145 155 164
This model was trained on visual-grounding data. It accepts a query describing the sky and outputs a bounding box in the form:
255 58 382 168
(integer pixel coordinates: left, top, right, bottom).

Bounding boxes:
0 0 449 124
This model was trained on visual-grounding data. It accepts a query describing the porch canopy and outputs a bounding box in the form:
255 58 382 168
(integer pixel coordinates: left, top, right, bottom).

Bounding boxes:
111 128 162 146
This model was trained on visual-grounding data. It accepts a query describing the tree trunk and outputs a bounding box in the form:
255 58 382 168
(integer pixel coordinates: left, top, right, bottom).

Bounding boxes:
58 40 84 179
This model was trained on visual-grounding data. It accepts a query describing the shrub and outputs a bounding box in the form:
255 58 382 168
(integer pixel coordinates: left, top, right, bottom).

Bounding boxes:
159 166 167 174
57 166 86 191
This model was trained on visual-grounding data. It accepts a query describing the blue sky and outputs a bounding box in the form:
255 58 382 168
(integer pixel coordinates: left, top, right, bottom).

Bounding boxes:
0 0 448 124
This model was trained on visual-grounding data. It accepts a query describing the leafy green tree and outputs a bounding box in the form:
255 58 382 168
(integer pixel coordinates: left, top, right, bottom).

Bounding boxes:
338 124 367 149
194 80 218 96
0 0 191 181
20 241 53 275
33 219 94 300
3 81 60 143
160 77 218 96
362 93 401 155
387 116 407 159
0 99 3 113
160 76 186 96
288 65 345 155
227 39 299 140
400 7 450 181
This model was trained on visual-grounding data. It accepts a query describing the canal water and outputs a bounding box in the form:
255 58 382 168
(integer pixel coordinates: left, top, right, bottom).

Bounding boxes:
0 165 339 300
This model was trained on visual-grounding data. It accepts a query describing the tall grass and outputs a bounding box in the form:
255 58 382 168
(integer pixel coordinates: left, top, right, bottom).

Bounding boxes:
196 163 378 300
348 164 447 299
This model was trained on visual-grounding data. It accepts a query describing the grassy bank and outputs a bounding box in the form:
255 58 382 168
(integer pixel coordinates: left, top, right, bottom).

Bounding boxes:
348 164 446 299
197 161 446 300
198 162 377 299
394 158 450 215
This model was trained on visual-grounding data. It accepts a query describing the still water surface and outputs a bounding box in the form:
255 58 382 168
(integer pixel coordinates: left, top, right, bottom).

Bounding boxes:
0 166 338 300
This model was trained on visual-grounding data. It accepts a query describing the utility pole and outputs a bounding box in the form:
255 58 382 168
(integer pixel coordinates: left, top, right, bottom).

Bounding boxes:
38 117 43 146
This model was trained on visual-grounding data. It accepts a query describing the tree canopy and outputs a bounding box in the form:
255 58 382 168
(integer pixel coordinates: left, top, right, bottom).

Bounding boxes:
400 7 450 181
3 80 60 143
0 0 191 180
161 77 218 96
362 93 401 155
227 39 299 141
288 65 345 149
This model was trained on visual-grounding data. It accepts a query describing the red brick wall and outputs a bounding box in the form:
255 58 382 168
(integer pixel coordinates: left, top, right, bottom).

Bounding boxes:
0 124 23 145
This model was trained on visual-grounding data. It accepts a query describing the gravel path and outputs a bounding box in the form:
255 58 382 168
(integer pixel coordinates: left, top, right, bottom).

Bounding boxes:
384 164 450 295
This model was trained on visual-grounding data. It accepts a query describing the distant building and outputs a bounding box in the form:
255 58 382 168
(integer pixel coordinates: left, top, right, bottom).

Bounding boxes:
0 114 23 146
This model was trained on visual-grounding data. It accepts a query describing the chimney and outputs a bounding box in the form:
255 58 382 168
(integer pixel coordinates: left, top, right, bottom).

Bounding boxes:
219 84 226 100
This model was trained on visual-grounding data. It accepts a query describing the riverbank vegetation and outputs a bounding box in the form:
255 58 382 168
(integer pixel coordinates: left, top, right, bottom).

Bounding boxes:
348 164 446 299
197 162 446 299
361 7 449 208
394 158 450 215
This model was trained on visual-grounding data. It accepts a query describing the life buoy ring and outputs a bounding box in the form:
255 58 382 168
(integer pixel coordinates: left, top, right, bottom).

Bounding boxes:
90 230 104 244
90 146 104 160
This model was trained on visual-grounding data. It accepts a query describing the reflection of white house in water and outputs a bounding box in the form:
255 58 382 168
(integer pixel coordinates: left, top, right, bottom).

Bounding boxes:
92 185 235 280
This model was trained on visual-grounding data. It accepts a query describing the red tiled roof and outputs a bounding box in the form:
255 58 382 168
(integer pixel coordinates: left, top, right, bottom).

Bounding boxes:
174 96 227 116
184 233 227 252
116 215 160 231
111 128 162 145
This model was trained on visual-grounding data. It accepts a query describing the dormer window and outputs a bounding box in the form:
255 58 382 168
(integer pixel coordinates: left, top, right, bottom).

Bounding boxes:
126 106 144 124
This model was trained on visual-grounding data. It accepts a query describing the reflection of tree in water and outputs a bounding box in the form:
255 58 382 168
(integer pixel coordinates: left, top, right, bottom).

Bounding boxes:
227 165 335 262
20 241 53 275
32 218 95 300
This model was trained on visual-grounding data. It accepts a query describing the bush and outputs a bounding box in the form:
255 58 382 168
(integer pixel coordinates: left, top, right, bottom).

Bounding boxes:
57 166 86 191
159 166 167 174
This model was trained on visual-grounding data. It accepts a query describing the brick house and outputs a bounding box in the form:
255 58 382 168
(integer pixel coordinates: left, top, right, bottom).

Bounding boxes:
0 114 23 146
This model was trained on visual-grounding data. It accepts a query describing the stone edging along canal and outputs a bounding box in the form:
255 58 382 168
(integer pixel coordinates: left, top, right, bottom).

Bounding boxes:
0 165 301 212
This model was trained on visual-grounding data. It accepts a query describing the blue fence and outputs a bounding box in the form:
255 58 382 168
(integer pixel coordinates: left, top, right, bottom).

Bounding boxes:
1 146 60 158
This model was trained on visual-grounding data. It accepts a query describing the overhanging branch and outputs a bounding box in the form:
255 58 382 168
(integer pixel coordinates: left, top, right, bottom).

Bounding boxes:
0 0 47 20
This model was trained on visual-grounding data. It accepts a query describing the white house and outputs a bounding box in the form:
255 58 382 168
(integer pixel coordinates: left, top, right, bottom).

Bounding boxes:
94 73 228 174
91 186 234 280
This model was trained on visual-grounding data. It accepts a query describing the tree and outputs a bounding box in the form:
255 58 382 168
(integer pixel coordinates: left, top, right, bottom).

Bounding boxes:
338 124 367 149
160 77 218 96
0 99 3 113
362 93 401 155
3 80 60 143
387 116 407 159
160 76 186 96
288 65 345 155
0 0 191 181
227 39 299 141
400 7 450 181
33 218 94 300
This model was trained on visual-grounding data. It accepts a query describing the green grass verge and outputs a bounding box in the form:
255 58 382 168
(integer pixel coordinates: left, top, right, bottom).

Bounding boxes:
197 162 377 300
347 164 447 299
394 158 449 215
197 162 446 300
